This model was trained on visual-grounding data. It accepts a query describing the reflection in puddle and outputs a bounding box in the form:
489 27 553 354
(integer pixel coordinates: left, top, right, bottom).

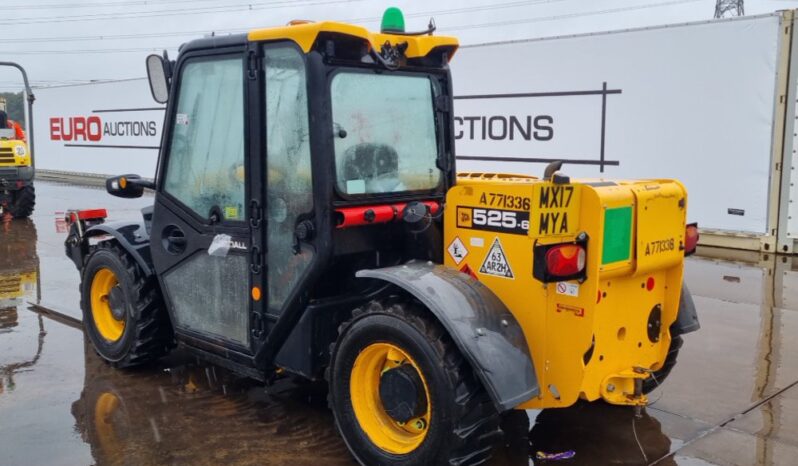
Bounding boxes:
72 337 676 466
528 403 673 466
488 403 673 466
71 338 352 466
0 219 41 396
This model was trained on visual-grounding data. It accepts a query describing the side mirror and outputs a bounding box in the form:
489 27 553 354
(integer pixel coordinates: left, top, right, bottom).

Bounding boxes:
146 54 169 104
106 174 154 199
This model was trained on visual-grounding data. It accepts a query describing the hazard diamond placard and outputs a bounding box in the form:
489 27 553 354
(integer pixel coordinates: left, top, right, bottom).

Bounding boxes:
479 238 514 279
447 236 468 265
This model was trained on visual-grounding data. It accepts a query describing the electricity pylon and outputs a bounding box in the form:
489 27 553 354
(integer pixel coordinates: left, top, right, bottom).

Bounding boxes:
715 0 744 18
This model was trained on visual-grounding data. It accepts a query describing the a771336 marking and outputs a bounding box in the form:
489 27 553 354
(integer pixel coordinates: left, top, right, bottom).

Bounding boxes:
479 192 531 211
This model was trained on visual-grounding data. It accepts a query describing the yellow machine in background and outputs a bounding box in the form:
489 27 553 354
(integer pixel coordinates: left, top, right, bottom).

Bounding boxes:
0 66 37 219
445 170 696 408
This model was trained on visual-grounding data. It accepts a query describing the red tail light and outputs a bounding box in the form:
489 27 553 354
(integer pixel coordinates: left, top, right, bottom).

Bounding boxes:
545 244 586 277
684 222 699 256
534 238 589 283
66 208 108 224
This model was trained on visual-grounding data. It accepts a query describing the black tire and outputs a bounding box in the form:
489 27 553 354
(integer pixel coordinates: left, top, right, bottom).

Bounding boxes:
327 298 501 466
642 335 683 394
81 241 173 368
9 184 35 218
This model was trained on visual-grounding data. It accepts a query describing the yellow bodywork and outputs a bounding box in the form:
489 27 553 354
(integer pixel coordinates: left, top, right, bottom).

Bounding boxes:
444 173 687 408
0 140 31 168
248 21 458 58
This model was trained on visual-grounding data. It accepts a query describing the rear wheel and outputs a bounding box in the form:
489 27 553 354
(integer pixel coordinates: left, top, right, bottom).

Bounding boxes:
81 241 173 367
9 184 35 218
328 298 501 466
643 335 683 394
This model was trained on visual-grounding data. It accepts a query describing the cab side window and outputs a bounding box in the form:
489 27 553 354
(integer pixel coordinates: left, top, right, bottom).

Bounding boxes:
163 56 246 221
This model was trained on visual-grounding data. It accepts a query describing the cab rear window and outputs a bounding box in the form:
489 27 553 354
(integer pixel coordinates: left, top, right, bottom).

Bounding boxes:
330 72 441 196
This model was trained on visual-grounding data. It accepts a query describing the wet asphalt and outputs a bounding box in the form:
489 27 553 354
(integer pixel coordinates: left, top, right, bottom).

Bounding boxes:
1 181 797 466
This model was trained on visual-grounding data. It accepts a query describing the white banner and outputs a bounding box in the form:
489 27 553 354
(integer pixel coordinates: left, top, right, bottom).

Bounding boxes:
33 78 163 178
452 14 782 234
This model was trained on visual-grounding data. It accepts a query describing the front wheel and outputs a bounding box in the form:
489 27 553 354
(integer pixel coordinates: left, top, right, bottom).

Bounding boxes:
81 241 173 367
328 298 501 466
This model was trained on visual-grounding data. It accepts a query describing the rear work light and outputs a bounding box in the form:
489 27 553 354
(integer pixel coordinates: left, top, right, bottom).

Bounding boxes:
533 238 588 283
684 222 699 256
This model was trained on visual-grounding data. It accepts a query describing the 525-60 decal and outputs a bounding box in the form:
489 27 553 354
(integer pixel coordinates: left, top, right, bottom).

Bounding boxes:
457 206 530 235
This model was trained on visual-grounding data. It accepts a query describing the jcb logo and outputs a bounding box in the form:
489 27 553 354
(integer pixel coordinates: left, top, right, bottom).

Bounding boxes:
457 207 473 228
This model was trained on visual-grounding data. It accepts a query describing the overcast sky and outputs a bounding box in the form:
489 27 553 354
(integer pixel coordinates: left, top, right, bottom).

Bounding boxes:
2 0 798 90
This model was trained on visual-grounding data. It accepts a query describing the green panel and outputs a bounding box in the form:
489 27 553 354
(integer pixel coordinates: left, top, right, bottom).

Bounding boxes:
602 207 633 264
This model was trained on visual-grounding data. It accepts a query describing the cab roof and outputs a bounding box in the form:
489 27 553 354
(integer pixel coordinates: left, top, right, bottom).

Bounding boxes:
247 21 459 60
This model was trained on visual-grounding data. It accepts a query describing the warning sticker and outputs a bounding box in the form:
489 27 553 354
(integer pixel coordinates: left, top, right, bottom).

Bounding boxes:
555 281 579 297
479 238 514 279
447 236 468 265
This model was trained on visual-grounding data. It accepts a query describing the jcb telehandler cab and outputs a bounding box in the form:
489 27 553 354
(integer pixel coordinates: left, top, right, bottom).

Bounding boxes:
65 9 699 465
0 62 36 218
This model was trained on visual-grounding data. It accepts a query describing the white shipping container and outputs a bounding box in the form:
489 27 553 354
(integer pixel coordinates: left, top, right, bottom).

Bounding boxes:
34 78 162 177
451 12 791 253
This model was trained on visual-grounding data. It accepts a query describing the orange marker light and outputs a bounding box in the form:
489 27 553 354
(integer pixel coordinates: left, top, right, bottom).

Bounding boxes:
251 286 262 301
119 177 127 189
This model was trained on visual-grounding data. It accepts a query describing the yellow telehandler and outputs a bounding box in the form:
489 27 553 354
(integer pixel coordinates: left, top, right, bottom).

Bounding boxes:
64 8 699 465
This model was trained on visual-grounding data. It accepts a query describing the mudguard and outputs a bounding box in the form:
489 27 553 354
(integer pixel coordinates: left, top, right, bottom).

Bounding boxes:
357 261 539 411
71 221 153 276
672 283 700 336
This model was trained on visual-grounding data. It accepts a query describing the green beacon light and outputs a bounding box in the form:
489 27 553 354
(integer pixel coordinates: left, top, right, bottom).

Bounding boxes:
381 7 405 33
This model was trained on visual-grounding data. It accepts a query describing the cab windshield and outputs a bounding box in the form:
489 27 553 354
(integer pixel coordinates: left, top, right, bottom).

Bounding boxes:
331 71 441 196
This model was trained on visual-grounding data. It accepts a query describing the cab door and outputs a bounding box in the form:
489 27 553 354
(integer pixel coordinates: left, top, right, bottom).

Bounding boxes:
260 43 316 320
150 47 254 355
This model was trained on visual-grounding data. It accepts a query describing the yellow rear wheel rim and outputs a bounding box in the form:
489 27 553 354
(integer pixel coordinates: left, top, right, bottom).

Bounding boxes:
350 342 431 454
90 268 125 342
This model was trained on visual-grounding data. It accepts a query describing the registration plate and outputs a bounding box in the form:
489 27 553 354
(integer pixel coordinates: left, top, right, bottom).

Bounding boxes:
529 183 581 236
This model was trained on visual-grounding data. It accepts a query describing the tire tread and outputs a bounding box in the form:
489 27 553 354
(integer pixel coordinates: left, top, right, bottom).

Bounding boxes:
81 240 173 367
642 334 683 394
